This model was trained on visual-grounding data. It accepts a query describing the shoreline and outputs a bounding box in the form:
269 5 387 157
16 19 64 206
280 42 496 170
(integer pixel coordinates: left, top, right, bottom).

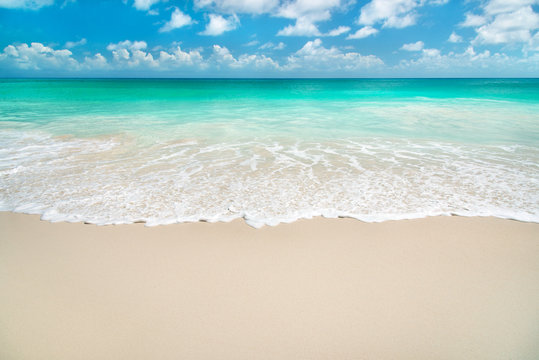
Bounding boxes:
5 209 539 228
1 212 539 359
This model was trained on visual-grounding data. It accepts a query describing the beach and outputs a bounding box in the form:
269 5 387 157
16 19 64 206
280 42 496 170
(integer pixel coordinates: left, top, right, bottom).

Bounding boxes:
2 0 539 358
1 78 538 359
1 212 538 359
2 79 539 227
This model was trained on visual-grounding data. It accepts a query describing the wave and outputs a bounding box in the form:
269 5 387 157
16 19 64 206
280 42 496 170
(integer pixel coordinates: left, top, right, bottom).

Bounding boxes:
1 129 538 227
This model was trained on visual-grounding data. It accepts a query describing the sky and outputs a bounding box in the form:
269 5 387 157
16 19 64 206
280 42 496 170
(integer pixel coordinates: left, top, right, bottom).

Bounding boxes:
0 0 538 77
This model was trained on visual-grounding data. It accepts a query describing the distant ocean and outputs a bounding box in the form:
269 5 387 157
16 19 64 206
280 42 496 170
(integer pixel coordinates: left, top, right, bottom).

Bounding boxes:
1 78 538 227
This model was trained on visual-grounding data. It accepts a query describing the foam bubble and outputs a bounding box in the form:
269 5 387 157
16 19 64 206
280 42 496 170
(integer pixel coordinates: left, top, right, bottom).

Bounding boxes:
1 128 538 228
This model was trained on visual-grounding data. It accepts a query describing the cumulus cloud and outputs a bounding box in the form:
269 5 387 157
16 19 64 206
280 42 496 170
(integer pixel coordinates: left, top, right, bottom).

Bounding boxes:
346 26 378 39
158 46 205 68
448 32 463 43
2 38 536 77
132 0 160 11
211 44 280 69
159 8 194 32
106 40 158 68
276 0 348 37
358 0 448 29
396 44 527 75
103 41 209 71
421 48 440 57
0 0 54 9
461 0 539 45
194 0 278 14
0 40 230 74
285 38 384 71
461 13 487 27
277 17 322 36
194 0 352 38
0 42 78 70
259 41 286 50
200 14 239 35
484 0 537 15
82 53 109 70
401 40 424 51
475 6 538 44
107 40 147 52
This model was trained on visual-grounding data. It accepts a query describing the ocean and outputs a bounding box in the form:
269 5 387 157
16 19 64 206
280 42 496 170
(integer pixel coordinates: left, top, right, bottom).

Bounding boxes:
1 78 538 227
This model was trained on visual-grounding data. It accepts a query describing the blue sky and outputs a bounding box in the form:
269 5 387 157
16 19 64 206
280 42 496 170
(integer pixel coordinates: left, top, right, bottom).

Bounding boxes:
0 0 538 77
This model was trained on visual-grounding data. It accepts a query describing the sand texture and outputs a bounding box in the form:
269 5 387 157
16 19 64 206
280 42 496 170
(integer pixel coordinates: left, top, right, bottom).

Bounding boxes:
1 212 538 360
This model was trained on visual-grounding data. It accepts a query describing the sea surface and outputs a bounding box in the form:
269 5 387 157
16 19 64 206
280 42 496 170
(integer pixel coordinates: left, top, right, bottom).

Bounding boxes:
1 78 538 227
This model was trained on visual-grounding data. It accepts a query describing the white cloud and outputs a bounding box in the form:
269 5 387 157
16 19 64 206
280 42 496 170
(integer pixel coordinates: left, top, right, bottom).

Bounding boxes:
64 38 87 49
421 48 440 57
0 40 233 74
194 0 278 14
524 31 539 52
461 13 487 27
83 53 109 70
159 8 194 32
276 0 347 37
103 41 206 71
2 38 537 76
484 0 538 16
211 44 236 64
448 31 462 43
158 46 205 68
462 0 539 45
200 14 239 35
285 38 384 71
358 0 418 28
259 41 286 50
211 44 280 69
133 0 160 11
107 40 147 51
395 44 533 75
393 43 539 76
277 0 342 21
0 0 54 9
196 0 351 38
0 42 78 70
106 40 158 68
244 40 260 47
358 0 447 29
277 17 322 36
475 6 539 44
326 26 350 36
401 40 424 51
346 26 378 39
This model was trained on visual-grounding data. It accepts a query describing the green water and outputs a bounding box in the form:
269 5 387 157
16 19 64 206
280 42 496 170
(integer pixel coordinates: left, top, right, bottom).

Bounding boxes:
1 78 538 143
1 79 538 226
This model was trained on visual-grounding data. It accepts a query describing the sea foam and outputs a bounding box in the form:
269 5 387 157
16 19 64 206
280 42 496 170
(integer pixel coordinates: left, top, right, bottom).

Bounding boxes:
1 128 538 228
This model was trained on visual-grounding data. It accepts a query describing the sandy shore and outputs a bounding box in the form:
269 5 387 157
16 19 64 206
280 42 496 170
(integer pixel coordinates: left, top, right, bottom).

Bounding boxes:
1 212 538 360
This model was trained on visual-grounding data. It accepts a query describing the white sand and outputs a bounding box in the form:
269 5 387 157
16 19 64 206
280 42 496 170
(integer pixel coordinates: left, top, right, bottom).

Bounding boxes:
1 212 538 360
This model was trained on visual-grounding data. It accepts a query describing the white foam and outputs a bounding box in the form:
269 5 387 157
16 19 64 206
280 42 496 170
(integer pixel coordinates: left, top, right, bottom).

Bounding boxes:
1 128 538 228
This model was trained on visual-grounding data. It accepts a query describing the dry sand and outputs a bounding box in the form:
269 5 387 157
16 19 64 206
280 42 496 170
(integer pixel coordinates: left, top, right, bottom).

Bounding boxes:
1 212 538 360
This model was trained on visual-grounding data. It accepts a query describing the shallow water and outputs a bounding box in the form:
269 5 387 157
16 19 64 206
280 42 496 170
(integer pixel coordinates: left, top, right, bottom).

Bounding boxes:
1 79 538 227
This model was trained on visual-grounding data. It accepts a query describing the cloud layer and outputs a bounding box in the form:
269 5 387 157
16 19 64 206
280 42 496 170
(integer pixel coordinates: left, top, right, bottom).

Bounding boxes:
0 0 537 76
2 37 536 77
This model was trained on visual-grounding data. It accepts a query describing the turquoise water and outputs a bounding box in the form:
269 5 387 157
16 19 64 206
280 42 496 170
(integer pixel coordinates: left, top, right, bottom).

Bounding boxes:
1 79 538 226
